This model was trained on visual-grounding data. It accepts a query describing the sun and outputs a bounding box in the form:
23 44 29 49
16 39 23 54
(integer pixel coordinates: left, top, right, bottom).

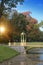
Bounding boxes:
0 26 5 33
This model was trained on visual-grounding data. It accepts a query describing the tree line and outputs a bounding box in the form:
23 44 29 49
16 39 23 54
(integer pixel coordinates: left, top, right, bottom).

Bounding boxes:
0 0 43 43
0 11 43 43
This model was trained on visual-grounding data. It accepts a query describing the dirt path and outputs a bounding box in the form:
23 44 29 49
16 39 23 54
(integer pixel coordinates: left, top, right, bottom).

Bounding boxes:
0 46 27 65
0 46 43 65
0 53 29 65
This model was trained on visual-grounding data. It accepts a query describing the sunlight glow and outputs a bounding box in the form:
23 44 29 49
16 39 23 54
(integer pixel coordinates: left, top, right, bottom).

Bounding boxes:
0 26 5 33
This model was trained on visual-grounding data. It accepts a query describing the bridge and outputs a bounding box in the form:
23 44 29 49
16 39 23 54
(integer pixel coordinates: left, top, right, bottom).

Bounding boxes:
8 42 43 47
25 44 43 47
8 42 43 53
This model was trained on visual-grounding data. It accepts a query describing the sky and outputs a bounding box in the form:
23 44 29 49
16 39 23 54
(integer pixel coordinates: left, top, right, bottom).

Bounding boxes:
0 0 43 23
15 0 43 23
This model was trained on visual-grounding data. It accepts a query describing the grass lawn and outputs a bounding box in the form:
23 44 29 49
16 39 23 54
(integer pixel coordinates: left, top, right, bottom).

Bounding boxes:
0 45 19 62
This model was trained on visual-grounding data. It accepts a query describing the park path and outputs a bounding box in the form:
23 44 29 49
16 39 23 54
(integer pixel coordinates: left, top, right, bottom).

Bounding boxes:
9 46 26 53
0 54 29 65
0 46 29 65
0 46 43 65
0 46 37 65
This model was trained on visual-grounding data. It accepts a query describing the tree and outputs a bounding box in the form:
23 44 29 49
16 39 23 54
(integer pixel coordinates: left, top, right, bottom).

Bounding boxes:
0 15 10 43
8 12 28 42
38 21 43 27
0 11 32 42
0 0 24 17
26 23 40 41
26 20 43 42
10 12 28 33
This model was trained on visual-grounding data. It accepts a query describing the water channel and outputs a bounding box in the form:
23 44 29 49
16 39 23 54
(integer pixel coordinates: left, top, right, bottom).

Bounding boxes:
0 48 43 65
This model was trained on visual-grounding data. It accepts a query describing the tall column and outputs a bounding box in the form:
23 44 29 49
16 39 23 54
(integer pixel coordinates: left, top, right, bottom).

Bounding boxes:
21 35 22 42
21 35 23 46
25 36 26 46
23 34 24 42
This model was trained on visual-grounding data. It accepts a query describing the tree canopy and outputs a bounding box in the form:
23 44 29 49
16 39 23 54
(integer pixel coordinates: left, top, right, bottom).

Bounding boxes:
0 11 43 42
0 0 24 17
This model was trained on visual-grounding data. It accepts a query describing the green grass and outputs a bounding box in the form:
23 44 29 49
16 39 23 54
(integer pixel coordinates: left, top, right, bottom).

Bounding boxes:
0 45 19 62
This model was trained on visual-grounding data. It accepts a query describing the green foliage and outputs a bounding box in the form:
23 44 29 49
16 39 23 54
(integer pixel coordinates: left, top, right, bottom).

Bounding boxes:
26 23 41 41
38 21 43 27
10 12 28 33
0 11 43 42
0 0 24 17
